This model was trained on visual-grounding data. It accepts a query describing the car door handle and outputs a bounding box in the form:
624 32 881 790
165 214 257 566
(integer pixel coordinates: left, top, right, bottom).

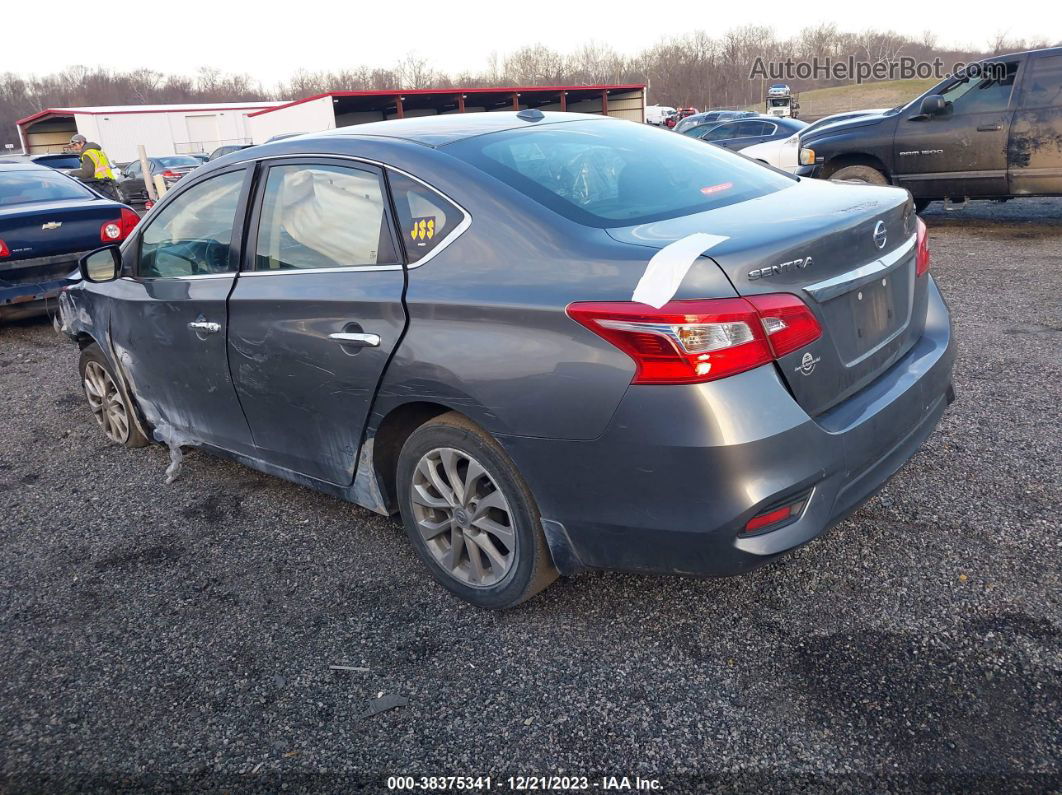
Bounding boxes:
188 320 221 334
329 332 380 347
976 124 1002 131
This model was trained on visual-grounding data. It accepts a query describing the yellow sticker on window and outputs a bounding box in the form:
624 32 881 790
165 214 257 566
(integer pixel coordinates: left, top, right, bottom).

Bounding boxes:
409 216 436 244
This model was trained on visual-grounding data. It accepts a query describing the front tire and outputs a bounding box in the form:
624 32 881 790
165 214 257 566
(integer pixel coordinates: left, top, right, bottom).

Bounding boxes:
79 344 149 448
396 412 557 608
829 164 889 185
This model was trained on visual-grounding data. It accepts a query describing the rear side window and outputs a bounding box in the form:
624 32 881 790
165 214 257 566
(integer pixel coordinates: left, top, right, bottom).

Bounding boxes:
446 121 794 228
1019 55 1062 110
388 171 464 264
255 164 398 271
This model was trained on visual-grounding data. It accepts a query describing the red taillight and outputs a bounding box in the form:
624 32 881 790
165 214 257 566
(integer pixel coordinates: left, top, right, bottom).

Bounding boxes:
566 294 822 385
915 216 930 277
0 239 8 258
119 207 139 237
100 208 140 243
161 170 180 179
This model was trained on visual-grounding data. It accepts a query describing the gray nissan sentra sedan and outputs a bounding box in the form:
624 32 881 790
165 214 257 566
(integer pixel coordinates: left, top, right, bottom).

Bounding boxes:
59 111 955 608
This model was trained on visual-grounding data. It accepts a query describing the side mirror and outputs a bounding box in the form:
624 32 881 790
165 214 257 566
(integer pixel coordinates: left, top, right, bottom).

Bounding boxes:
80 246 122 283
918 95 947 117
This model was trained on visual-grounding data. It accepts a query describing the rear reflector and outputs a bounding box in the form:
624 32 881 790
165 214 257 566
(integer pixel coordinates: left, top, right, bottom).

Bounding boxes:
915 216 930 277
567 295 822 385
744 497 807 533
0 239 8 258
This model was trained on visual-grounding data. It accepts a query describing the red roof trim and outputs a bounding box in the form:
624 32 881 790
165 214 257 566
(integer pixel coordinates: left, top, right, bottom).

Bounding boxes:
247 85 646 117
16 103 282 128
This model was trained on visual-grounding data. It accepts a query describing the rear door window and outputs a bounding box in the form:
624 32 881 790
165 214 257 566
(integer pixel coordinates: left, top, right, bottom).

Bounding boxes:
254 163 398 271
734 121 775 137
388 171 465 264
701 122 741 141
1018 55 1062 110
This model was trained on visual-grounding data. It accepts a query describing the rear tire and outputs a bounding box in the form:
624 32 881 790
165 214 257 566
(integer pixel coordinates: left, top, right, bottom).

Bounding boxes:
396 412 558 608
79 344 149 448
829 165 889 185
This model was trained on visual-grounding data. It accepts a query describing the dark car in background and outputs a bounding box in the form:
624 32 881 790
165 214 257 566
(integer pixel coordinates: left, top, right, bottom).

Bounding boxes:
31 153 84 173
61 112 954 608
674 109 757 134
117 155 203 207
0 163 137 321
208 144 252 161
797 46 1062 210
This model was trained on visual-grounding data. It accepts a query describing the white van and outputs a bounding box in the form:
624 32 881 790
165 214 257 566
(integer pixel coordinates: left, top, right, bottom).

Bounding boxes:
645 105 677 126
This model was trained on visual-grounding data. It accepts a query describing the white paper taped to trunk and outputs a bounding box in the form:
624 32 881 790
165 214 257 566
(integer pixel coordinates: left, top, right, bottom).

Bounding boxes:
631 233 729 309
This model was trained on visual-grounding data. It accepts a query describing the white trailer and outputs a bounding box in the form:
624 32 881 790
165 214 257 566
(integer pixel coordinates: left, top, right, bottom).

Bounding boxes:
16 102 285 162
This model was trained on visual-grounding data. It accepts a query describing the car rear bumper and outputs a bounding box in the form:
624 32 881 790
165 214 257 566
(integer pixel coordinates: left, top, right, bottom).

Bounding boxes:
0 252 83 319
498 276 955 577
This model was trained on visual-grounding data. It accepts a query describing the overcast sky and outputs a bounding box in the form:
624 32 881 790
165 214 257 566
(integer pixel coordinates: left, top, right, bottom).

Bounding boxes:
9 0 1058 87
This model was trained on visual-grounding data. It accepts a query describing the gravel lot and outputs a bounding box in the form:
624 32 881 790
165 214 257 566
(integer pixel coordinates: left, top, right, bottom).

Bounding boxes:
1 198 1059 792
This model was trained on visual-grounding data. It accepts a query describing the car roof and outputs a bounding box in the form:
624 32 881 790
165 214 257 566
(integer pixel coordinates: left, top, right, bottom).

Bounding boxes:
314 110 613 147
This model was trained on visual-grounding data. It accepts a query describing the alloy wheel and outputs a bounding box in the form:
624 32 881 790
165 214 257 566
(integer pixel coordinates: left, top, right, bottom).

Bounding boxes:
83 361 130 444
410 447 516 587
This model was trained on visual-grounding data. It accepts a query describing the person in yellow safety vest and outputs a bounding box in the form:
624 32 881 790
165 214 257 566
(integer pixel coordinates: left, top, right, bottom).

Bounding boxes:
68 134 120 201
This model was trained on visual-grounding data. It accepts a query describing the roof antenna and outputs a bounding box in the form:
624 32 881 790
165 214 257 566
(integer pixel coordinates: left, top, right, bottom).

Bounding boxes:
516 108 545 122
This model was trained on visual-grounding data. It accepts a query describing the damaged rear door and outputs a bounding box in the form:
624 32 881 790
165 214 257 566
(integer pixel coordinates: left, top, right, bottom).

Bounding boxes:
109 166 256 454
1008 52 1062 195
226 158 407 486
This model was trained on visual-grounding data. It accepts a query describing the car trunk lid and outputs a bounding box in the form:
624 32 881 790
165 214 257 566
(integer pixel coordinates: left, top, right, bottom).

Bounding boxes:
607 180 926 416
0 199 119 261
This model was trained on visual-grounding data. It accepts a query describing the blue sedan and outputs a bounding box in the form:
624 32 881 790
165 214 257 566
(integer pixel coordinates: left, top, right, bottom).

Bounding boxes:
0 163 138 321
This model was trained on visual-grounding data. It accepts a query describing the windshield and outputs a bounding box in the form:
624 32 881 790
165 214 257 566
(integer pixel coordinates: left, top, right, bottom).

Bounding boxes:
445 120 795 228
0 169 93 206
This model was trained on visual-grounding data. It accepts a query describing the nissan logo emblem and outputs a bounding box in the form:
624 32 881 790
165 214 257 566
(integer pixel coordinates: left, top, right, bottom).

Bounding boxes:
873 220 888 249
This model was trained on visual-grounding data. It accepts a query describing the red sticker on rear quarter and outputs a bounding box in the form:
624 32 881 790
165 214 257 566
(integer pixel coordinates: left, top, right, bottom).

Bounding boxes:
700 182 733 195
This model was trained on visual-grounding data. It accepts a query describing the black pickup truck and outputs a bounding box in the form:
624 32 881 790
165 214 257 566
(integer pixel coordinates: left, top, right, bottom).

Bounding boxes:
796 47 1062 210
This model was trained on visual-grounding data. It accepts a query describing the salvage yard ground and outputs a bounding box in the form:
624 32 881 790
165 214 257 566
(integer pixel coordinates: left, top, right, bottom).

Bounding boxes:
1 199 1060 789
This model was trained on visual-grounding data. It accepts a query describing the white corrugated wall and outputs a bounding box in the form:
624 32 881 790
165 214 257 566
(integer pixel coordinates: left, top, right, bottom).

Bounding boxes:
248 97 337 144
